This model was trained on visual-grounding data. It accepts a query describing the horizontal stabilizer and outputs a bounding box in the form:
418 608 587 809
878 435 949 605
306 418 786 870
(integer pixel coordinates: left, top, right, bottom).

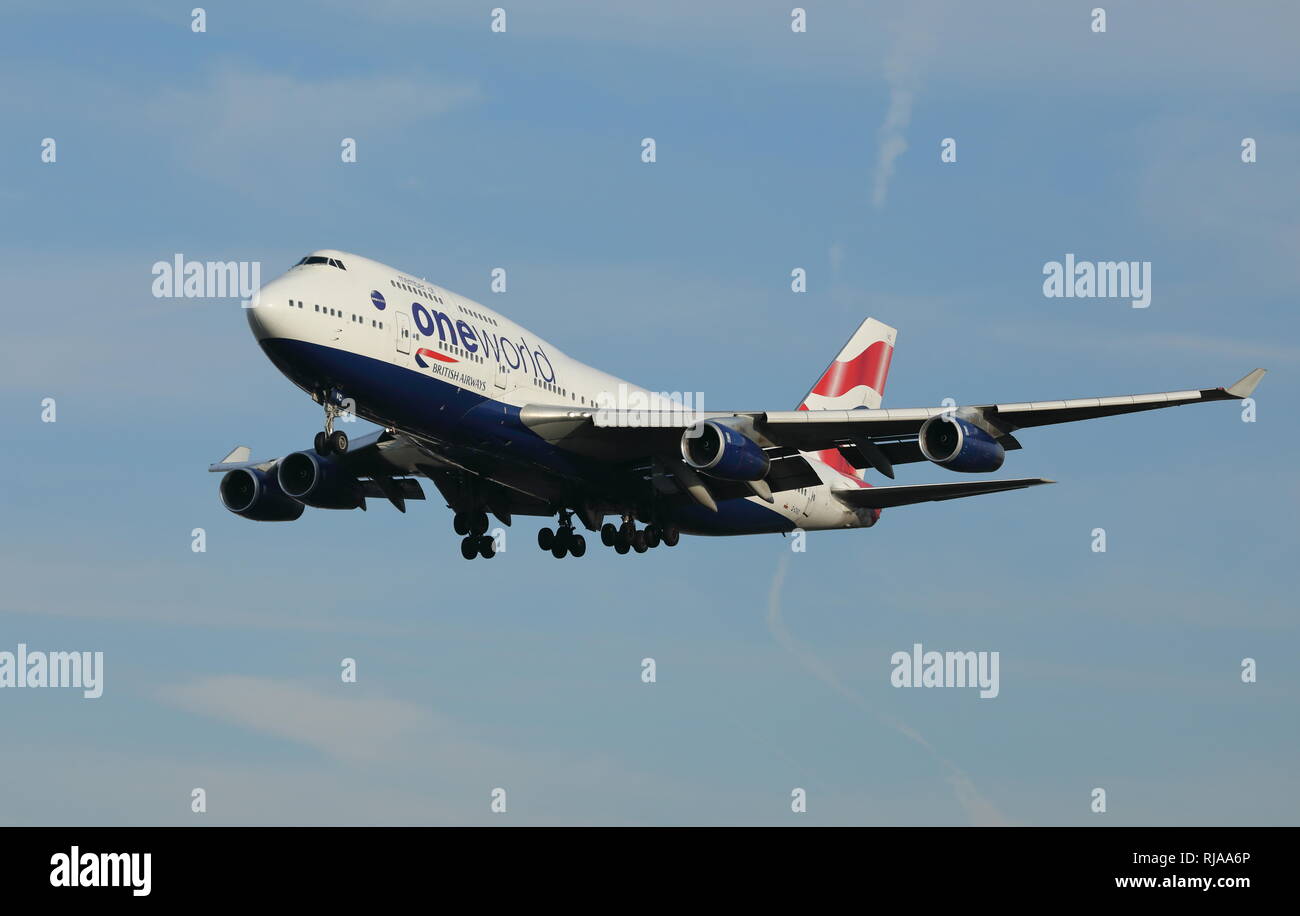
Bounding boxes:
833 477 1054 509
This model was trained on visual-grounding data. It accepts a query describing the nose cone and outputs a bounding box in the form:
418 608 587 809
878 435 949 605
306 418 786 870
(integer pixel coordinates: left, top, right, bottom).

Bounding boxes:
244 280 292 342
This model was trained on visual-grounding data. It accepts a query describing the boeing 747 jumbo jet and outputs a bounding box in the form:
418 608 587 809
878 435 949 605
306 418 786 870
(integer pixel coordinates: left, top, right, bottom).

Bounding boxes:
210 250 1266 560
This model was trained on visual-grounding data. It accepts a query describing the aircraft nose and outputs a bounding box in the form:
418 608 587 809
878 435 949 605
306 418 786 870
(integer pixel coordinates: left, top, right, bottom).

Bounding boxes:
244 283 291 341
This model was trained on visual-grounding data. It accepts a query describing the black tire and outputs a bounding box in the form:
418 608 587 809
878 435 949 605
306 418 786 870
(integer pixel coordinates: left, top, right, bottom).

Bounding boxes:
459 537 477 560
569 534 586 557
537 527 554 550
314 431 329 455
453 513 469 536
550 540 567 559
643 525 661 549
662 526 680 547
470 512 489 537
632 530 648 553
478 535 496 559
614 540 630 555
600 523 617 547
329 430 349 454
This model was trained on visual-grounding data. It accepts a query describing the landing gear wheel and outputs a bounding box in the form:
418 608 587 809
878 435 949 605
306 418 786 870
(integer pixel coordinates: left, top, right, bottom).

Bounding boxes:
569 534 586 558
329 430 349 454
460 537 478 560
551 540 568 559
600 523 617 547
477 535 496 559
538 527 554 550
662 526 680 547
469 512 489 537
632 530 648 553
614 539 630 555
644 525 661 549
453 513 469 536
313 431 329 455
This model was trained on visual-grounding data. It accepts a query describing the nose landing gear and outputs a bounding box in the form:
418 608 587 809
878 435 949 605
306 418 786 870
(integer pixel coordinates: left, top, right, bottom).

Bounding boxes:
313 390 350 455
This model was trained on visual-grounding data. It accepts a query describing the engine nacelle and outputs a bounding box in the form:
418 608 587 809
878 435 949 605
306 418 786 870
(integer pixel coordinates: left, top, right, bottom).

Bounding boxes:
277 451 364 509
680 420 771 481
219 466 305 521
918 415 1006 473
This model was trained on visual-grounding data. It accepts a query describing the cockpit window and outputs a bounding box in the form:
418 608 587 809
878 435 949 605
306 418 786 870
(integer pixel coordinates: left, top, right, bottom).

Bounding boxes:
296 256 347 270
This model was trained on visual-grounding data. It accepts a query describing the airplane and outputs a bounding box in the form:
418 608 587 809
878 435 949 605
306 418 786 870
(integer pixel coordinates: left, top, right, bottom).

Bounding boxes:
210 249 1267 560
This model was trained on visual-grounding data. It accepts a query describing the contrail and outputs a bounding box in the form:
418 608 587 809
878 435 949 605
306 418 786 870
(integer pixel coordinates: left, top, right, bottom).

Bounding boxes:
871 3 944 210
765 555 1015 826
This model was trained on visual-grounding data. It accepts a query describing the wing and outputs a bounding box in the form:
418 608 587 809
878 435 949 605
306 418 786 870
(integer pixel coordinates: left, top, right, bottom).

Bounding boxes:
520 369 1266 474
208 429 432 511
208 429 557 519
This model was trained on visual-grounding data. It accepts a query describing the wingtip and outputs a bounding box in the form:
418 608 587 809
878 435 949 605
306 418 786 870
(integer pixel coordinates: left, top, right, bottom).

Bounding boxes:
218 445 252 464
1226 368 1267 399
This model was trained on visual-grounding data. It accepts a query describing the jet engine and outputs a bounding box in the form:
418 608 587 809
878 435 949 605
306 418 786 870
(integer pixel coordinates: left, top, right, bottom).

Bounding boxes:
917 415 1006 473
680 420 771 481
219 466 305 521
276 451 364 509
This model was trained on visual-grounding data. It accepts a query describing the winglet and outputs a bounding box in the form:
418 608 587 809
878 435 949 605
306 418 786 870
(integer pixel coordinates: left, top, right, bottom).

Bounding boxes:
218 445 252 465
1226 369 1267 399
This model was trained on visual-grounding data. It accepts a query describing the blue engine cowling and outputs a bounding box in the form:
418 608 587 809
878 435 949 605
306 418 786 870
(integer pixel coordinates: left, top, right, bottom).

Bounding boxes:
918 415 1006 473
276 451 364 509
219 466 305 521
680 420 771 481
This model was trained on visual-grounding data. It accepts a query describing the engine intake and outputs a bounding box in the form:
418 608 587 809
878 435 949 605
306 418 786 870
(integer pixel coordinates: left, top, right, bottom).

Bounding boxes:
277 451 364 509
918 415 1005 473
220 466 304 521
681 420 771 481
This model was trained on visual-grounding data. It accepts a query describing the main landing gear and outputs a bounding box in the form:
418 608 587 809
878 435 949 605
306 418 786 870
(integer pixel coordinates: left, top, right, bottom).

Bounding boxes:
537 510 586 559
313 391 349 456
459 534 497 560
454 510 496 560
599 517 679 555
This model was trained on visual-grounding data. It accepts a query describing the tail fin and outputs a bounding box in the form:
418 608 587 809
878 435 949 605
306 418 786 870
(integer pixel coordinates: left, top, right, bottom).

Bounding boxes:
798 317 896 484
797 317 896 411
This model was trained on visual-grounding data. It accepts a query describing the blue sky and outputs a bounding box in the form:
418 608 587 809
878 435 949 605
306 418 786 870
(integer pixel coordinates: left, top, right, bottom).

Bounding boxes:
1 0 1296 825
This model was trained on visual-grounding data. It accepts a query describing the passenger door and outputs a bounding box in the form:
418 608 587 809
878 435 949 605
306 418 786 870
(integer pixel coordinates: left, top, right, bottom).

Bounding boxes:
396 312 411 355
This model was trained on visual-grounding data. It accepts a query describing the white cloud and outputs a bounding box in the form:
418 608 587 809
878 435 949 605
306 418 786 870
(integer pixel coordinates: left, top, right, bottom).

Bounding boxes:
167 676 430 762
